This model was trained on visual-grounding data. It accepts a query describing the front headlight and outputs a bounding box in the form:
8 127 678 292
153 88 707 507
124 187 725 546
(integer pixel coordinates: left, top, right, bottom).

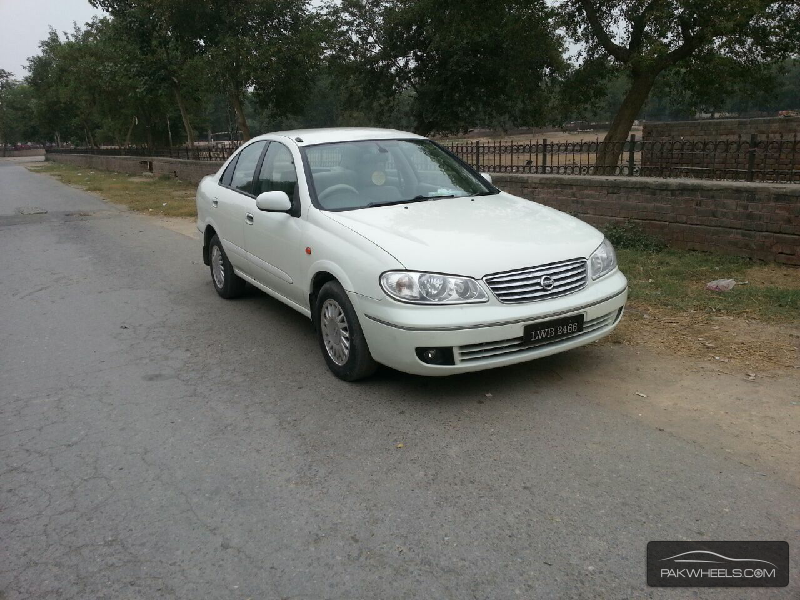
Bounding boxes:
380 271 489 304
589 238 617 280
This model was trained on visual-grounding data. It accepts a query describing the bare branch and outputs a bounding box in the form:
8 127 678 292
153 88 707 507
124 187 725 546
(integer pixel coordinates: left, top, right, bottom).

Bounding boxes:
577 0 630 63
658 21 703 70
628 0 659 54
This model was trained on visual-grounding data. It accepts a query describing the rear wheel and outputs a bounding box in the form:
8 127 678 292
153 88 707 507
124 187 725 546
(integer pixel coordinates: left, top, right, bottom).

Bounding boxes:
315 281 378 381
209 234 246 299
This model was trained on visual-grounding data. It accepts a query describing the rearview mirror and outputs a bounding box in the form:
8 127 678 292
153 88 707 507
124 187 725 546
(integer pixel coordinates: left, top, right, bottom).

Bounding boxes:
256 191 292 212
480 172 492 185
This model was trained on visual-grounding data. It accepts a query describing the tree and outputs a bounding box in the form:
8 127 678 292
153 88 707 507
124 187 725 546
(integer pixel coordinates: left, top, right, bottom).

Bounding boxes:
339 0 564 134
560 0 800 168
203 0 327 141
0 72 40 153
0 70 18 153
26 30 74 146
90 0 216 148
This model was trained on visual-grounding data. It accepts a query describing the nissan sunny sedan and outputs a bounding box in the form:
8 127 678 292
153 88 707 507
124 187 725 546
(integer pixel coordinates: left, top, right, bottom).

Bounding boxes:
196 128 627 380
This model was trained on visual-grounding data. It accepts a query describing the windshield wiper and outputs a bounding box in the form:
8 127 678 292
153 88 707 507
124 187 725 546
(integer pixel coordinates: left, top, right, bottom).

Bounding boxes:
365 194 456 208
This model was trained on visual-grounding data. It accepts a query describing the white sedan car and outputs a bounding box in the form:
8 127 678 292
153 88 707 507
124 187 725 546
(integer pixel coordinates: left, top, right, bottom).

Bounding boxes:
196 128 627 380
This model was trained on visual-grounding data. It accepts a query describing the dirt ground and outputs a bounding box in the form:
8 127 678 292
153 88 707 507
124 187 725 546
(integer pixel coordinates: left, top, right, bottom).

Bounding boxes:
572 341 799 489
436 127 645 169
436 125 644 144
593 296 799 488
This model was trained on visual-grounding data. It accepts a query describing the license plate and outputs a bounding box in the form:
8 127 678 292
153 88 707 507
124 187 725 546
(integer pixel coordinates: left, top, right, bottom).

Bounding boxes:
523 314 584 345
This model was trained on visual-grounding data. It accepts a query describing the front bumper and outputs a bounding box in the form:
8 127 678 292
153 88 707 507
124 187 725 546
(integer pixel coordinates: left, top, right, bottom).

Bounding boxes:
354 270 628 376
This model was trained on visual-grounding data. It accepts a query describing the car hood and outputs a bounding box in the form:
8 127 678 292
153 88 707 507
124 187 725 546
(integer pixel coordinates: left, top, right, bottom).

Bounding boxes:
324 193 604 278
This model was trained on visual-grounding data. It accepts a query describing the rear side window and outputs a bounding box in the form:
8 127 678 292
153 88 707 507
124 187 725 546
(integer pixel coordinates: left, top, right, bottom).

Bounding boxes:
254 142 298 199
230 141 267 195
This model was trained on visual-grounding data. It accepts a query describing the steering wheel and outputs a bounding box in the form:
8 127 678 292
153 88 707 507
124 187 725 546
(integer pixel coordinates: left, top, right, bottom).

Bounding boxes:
319 184 359 202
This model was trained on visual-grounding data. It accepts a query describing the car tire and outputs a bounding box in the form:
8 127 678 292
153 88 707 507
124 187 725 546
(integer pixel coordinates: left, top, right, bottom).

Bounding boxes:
209 234 246 299
315 281 378 381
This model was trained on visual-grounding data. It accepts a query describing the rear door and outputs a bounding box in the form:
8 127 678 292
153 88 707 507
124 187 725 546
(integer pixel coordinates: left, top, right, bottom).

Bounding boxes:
215 140 267 273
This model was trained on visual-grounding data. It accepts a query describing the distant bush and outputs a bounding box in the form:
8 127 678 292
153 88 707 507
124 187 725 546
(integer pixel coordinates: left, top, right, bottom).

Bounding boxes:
603 221 666 252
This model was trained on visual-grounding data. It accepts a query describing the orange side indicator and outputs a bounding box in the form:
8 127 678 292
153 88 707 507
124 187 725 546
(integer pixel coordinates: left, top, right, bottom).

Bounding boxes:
305 247 312 255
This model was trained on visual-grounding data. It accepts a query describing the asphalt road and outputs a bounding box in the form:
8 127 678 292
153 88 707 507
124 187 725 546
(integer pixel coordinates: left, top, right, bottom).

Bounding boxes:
1 162 798 599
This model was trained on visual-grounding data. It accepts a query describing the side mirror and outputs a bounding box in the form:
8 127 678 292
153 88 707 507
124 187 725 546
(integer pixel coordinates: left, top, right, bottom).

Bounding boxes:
480 172 492 185
256 191 292 212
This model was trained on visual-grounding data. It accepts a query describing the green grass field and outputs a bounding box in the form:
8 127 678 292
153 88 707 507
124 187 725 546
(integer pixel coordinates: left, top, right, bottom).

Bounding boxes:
617 248 799 323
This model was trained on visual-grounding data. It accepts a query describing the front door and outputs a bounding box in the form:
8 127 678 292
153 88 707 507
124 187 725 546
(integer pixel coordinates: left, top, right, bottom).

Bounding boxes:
216 140 267 274
244 141 306 306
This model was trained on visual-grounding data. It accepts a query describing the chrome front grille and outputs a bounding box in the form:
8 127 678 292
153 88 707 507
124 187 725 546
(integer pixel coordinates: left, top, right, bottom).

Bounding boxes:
484 258 588 304
456 310 619 364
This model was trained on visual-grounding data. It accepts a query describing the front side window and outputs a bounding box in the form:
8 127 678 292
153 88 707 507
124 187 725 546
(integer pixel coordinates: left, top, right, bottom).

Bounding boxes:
230 141 267 195
302 139 494 211
254 142 298 199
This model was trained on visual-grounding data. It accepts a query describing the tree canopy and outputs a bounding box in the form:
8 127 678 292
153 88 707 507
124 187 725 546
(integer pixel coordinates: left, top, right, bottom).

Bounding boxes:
6 0 800 157
337 0 565 134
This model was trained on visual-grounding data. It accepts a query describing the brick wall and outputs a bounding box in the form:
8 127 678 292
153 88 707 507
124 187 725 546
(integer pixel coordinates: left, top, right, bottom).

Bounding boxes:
643 116 800 141
2 149 46 158
47 153 222 184
493 174 800 265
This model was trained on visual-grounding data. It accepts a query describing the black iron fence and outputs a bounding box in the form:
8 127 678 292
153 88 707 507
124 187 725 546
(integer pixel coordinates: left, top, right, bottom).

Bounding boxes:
47 133 800 183
442 134 800 183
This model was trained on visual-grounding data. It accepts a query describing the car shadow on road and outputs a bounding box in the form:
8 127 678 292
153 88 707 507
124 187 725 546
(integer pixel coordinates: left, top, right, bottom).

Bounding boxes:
370 350 593 402
237 282 604 405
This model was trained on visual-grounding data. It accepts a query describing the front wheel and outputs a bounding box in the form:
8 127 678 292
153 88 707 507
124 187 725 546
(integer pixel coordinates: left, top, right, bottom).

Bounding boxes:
315 281 378 381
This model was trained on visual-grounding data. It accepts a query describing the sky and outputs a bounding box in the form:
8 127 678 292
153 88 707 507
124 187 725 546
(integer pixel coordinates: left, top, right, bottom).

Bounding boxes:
0 0 105 78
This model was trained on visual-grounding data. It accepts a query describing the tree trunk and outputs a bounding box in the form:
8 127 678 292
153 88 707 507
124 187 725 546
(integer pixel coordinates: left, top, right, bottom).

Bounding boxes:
596 73 656 171
85 125 96 149
229 89 251 141
173 85 195 148
124 116 135 147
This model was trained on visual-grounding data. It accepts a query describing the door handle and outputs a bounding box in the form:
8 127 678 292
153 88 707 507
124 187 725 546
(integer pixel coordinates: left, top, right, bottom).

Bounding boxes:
245 213 254 225
211 198 218 208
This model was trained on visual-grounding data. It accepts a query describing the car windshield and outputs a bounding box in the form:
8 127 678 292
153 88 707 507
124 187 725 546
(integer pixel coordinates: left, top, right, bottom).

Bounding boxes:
302 139 495 211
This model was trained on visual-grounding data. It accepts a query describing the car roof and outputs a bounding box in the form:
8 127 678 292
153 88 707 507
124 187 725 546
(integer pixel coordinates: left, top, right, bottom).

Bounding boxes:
256 127 426 146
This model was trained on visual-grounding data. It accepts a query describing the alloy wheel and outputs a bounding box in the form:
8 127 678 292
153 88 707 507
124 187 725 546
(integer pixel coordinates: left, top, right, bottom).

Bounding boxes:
321 299 350 365
211 245 225 289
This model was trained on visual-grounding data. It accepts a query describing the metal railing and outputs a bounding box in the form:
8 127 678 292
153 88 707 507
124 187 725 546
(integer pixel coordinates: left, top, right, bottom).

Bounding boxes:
47 133 800 183
442 134 799 183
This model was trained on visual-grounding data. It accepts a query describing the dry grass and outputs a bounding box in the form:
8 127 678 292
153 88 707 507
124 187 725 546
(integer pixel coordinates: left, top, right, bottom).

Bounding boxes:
605 305 800 373
27 162 198 218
